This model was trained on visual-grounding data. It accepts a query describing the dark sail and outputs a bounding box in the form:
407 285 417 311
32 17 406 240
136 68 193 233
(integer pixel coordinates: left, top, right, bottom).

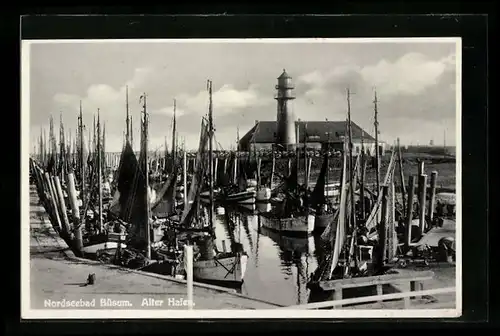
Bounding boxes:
124 134 148 245
309 153 328 211
237 158 248 191
116 141 139 220
286 159 298 193
151 159 179 218
180 119 210 224
46 154 55 174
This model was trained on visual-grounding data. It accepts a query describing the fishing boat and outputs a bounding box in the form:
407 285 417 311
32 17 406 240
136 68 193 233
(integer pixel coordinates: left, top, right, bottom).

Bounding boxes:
260 141 315 236
260 212 315 236
167 81 249 286
309 91 402 299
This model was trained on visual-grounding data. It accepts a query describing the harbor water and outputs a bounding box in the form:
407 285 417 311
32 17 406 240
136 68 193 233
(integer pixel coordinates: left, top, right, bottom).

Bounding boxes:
210 204 325 307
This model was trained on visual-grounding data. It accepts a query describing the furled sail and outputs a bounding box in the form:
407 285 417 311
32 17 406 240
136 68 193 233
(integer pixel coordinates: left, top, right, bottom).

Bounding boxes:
309 153 328 211
365 150 397 233
109 141 138 218
151 159 179 218
180 119 210 224
327 142 348 277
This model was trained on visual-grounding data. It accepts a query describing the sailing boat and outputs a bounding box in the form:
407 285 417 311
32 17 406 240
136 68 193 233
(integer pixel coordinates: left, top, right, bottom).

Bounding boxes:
259 156 315 236
309 152 338 233
163 82 248 285
309 91 399 292
200 145 257 205
190 80 248 284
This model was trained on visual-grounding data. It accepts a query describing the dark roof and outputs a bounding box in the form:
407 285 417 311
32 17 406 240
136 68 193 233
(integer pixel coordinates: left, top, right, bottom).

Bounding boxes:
239 121 376 146
277 69 291 79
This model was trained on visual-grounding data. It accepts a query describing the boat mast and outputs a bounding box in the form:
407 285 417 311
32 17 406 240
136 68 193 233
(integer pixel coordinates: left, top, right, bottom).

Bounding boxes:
126 85 130 142
97 108 103 233
141 93 151 259
49 115 57 168
346 88 357 271
326 132 330 203
171 99 177 173
373 90 380 197
360 130 366 221
304 123 309 199
78 101 86 205
130 115 134 152
102 122 106 176
207 80 215 235
59 112 65 179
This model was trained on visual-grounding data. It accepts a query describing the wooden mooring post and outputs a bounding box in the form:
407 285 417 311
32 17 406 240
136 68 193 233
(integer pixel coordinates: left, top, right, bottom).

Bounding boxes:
184 244 194 310
397 138 407 216
418 174 428 233
377 185 389 266
405 175 416 248
54 176 72 237
418 160 425 177
44 173 62 231
183 151 188 207
428 171 438 224
67 172 83 256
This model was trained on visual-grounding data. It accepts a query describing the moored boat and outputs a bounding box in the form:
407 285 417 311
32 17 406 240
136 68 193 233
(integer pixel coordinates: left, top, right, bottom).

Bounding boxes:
260 212 315 236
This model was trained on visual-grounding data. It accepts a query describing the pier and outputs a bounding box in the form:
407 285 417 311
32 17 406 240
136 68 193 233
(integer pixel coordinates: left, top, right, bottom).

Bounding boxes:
29 184 281 310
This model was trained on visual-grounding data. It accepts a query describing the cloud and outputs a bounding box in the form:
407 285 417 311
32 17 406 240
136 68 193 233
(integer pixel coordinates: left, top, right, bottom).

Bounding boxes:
50 67 271 151
297 52 455 98
50 67 158 152
171 84 268 117
360 52 455 96
31 43 458 152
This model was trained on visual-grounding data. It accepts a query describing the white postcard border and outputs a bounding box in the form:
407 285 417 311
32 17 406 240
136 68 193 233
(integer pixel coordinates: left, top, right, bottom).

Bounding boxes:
21 37 462 319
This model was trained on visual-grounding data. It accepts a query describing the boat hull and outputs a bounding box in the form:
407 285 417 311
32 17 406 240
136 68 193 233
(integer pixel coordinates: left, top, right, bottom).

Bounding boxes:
314 213 335 232
256 187 271 202
193 253 248 284
82 242 127 255
224 190 256 204
260 214 315 236
201 189 256 205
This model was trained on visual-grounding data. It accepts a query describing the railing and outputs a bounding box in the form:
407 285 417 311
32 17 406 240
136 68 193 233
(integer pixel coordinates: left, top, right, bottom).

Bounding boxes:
279 286 456 309
300 270 449 309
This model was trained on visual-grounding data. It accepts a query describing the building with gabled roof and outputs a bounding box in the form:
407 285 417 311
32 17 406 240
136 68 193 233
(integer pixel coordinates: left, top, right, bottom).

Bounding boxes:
238 69 385 156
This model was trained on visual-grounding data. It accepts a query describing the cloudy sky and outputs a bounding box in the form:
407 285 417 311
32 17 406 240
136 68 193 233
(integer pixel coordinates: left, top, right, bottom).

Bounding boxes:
26 39 458 153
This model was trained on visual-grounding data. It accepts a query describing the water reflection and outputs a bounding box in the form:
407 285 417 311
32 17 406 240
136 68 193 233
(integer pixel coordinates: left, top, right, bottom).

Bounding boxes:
211 205 325 306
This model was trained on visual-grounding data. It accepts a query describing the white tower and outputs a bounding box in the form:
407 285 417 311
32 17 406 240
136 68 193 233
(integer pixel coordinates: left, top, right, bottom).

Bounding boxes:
275 69 297 150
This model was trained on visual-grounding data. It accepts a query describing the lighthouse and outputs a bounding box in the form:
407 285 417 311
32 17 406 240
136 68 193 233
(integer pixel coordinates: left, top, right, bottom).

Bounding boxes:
275 69 297 149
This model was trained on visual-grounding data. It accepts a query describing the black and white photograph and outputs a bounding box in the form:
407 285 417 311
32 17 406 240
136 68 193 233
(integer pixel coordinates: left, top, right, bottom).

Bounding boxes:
22 38 461 319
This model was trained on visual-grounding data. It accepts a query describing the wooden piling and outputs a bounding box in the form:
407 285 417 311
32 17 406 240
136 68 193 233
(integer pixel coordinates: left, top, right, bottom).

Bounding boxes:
233 156 238 185
360 151 366 220
44 173 62 231
428 171 438 224
397 138 407 216
67 172 83 255
184 244 194 310
270 150 275 188
214 158 218 185
377 185 389 267
54 176 72 236
306 157 312 191
418 174 427 233
183 151 188 207
418 161 425 177
257 157 262 186
405 175 416 248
